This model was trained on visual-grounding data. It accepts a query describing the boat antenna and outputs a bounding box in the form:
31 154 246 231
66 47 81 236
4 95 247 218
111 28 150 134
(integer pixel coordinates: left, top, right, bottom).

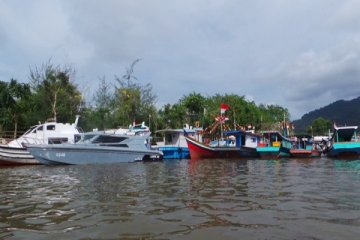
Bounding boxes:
74 115 80 127
282 112 288 137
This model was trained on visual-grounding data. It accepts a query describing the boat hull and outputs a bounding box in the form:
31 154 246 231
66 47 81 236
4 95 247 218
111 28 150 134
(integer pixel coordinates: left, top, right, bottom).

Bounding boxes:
311 150 322 158
256 146 280 159
289 149 313 158
326 142 360 158
185 137 258 159
157 146 190 159
0 145 40 165
27 145 163 165
278 146 291 158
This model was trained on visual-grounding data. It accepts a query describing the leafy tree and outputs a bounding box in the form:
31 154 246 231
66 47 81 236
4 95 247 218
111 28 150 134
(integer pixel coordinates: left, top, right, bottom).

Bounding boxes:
115 87 142 125
307 117 332 136
258 104 290 131
29 61 83 123
155 93 207 130
114 59 157 127
0 79 31 137
89 76 116 130
0 81 12 128
157 103 187 129
156 92 290 135
204 94 262 129
179 92 206 125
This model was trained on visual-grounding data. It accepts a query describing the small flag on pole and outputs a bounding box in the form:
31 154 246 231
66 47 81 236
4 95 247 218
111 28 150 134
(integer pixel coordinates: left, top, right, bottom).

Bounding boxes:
220 103 230 114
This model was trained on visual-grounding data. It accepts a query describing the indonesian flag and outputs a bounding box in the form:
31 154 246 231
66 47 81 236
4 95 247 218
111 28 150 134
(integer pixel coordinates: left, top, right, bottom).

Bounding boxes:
220 103 230 114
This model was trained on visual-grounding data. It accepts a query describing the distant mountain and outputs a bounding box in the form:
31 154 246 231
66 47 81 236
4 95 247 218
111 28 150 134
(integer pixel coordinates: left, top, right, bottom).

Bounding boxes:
293 96 360 132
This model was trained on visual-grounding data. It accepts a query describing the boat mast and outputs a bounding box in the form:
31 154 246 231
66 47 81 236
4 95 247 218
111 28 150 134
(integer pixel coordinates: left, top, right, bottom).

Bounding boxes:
233 111 236 130
219 103 229 141
220 115 224 140
283 112 288 137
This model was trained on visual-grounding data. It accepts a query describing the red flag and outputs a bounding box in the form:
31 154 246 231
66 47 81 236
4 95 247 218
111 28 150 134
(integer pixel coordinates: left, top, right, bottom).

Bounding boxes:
220 103 229 114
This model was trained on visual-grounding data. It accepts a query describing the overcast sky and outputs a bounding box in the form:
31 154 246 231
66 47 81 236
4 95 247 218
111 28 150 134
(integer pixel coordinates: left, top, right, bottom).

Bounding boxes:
1 0 360 119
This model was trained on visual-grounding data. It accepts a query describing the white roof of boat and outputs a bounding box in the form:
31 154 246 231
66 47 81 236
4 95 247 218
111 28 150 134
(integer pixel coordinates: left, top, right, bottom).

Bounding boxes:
334 125 358 130
156 128 197 133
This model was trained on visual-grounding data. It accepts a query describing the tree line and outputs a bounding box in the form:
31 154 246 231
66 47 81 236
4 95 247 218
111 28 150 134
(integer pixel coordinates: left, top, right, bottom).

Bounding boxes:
0 60 331 138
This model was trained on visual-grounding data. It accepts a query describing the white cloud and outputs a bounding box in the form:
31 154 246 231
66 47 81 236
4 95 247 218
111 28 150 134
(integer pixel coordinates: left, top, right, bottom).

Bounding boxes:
271 36 360 118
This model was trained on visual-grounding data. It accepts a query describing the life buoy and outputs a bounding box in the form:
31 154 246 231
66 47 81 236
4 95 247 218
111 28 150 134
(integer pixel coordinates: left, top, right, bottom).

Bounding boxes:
195 121 200 128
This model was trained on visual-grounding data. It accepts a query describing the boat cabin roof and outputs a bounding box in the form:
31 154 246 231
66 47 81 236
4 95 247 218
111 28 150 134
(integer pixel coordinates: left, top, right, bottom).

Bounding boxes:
24 121 80 135
224 130 261 137
334 125 358 131
258 130 292 142
156 129 196 134
332 125 358 142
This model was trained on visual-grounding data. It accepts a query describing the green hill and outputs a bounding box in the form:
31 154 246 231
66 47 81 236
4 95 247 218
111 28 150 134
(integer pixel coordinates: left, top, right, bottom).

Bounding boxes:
293 96 360 132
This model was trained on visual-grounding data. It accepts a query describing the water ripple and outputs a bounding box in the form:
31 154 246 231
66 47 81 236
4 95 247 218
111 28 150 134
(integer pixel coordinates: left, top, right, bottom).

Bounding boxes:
0 159 359 239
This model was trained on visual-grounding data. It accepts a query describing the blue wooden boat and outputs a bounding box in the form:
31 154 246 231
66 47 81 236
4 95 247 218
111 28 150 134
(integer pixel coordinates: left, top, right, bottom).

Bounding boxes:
153 125 201 159
256 131 292 159
326 124 360 158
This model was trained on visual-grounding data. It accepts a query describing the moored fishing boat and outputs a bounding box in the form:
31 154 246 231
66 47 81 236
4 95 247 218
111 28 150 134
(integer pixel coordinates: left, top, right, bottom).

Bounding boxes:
289 135 324 158
289 136 313 158
26 132 163 165
153 124 202 159
256 131 292 159
0 116 81 165
289 148 313 158
326 124 360 158
185 129 260 159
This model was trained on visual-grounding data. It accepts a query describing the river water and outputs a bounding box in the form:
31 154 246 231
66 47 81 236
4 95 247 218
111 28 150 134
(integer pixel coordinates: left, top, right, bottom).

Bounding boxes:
0 158 359 240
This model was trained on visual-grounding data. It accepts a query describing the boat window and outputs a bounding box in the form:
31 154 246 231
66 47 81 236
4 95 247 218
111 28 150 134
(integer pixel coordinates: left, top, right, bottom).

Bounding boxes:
99 144 128 147
24 126 37 135
93 135 127 143
270 135 278 141
241 135 246 146
48 138 68 144
81 134 97 142
132 124 142 129
75 134 82 142
165 134 173 144
37 126 43 131
47 125 56 131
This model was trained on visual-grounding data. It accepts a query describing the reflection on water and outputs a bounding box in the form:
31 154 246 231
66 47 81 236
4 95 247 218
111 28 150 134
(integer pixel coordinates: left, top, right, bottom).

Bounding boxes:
333 159 360 171
0 166 79 239
0 158 360 239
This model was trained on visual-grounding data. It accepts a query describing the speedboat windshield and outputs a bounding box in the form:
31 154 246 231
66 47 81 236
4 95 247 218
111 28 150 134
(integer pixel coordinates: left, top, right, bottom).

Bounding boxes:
79 133 128 144
23 125 38 135
92 135 127 144
80 134 98 143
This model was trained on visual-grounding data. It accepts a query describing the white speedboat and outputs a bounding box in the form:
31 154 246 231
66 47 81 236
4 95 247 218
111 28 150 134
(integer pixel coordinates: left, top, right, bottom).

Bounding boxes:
104 122 150 136
0 116 81 165
26 132 163 165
